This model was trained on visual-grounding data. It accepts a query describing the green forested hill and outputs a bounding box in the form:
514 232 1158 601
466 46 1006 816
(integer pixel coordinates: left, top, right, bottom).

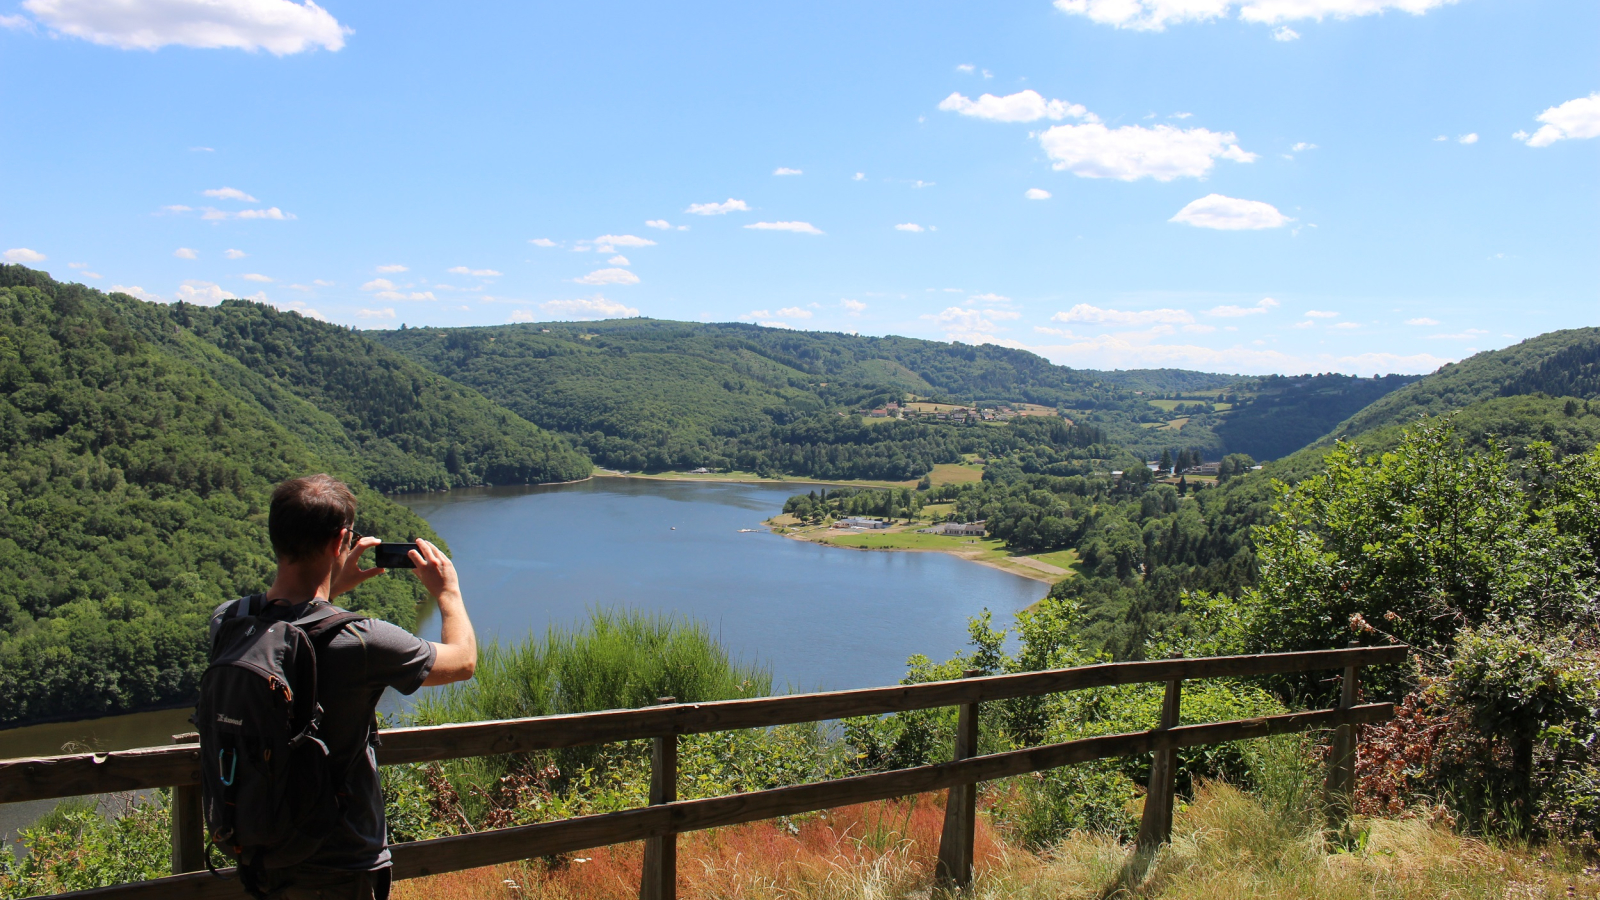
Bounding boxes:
0 268 588 726
1317 327 1600 444
374 318 1414 469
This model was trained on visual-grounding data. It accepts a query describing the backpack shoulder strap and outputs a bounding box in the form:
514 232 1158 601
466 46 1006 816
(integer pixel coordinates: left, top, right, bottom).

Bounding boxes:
297 604 370 649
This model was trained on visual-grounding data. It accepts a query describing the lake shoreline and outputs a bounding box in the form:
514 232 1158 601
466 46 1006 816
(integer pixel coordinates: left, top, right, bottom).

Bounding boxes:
765 518 1071 587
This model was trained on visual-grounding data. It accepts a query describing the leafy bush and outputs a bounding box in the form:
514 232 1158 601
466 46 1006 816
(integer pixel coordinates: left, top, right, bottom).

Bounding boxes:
0 795 170 898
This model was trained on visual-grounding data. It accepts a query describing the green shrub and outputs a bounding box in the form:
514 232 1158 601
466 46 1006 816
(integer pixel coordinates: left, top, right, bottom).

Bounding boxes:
0 795 170 898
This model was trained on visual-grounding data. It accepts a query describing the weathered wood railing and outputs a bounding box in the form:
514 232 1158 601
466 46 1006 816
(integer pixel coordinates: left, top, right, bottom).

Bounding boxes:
1 645 1405 899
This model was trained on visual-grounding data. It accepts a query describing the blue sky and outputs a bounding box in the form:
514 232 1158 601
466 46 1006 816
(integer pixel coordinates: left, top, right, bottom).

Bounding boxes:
1 0 1594 375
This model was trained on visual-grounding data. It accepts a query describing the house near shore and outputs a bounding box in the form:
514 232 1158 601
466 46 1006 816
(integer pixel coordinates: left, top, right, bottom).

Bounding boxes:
921 520 986 537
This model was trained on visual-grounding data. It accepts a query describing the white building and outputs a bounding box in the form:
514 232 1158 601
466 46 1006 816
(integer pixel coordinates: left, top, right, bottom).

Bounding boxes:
923 520 986 537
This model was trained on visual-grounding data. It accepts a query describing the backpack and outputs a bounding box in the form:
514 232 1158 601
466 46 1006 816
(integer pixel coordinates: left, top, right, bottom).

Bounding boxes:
194 595 369 893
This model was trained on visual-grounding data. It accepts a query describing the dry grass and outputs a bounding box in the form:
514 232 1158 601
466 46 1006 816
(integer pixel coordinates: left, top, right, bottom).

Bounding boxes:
392 785 1598 900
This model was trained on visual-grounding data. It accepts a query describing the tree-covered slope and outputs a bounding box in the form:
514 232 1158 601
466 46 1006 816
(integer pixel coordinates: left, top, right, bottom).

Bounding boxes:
1318 327 1600 444
166 300 591 491
375 318 1415 469
0 273 438 726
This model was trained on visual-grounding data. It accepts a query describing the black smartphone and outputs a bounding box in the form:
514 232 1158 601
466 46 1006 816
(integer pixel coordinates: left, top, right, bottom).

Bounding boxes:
374 542 418 569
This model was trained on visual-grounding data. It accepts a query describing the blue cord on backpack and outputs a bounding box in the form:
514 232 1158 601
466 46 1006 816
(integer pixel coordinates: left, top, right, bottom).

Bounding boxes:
218 749 237 787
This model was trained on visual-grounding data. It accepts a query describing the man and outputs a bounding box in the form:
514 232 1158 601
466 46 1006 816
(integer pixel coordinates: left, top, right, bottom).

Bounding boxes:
211 474 477 900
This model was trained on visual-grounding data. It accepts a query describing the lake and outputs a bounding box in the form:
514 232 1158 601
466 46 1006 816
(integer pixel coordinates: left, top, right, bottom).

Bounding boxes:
1 477 1044 842
400 477 1045 692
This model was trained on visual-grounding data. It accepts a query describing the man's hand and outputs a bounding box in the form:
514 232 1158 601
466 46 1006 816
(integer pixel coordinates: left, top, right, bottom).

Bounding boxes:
407 538 461 604
331 533 385 598
414 538 476 686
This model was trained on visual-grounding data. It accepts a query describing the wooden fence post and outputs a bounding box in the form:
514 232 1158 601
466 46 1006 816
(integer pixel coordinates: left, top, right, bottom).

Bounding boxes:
169 732 204 874
934 669 982 893
640 698 678 900
1326 652 1361 824
1136 677 1182 850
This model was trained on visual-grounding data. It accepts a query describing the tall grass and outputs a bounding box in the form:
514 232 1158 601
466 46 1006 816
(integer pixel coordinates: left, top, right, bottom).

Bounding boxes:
413 608 772 725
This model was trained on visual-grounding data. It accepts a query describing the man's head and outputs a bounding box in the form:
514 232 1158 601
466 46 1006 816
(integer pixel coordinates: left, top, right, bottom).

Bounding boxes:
269 474 357 563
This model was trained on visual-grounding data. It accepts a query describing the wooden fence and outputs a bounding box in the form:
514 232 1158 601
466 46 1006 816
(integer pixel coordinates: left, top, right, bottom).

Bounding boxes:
1 645 1406 900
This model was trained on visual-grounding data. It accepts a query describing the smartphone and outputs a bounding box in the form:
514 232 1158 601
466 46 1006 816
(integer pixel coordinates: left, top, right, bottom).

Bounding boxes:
374 542 419 569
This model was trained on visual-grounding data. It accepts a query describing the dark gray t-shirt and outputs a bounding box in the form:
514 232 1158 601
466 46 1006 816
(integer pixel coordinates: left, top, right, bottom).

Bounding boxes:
209 599 435 871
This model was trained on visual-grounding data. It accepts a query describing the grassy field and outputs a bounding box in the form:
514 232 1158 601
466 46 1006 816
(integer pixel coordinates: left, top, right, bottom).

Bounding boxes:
1016 548 1079 571
393 783 1599 900
926 462 984 487
825 531 1008 555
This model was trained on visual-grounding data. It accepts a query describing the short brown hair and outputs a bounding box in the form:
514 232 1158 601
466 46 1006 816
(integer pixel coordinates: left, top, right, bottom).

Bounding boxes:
269 474 357 561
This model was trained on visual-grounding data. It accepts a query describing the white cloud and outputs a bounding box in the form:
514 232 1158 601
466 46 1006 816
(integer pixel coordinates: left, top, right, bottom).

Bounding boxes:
224 248 247 259
313 279 333 287
373 290 436 301
242 273 272 282
1040 123 1256 181
644 220 673 230
592 234 656 249
1205 297 1279 317
776 306 812 319
894 223 926 232
375 263 407 273
1237 0 1459 25
686 198 750 215
201 206 294 220
173 247 198 259
203 186 256 201
189 146 213 152
573 268 640 286
23 0 349 54
840 299 867 315
539 295 639 320
0 13 30 28
3 248 46 263
1519 93 1600 148
607 255 630 266
938 90 1095 123
361 278 396 291
1184 323 1217 333
1291 141 1317 152
110 284 162 301
1020 328 1454 374
175 280 233 305
1052 303 1194 326
956 63 975 73
529 238 558 247
1304 309 1338 318
1052 0 1458 31
1293 319 1316 329
1272 25 1299 39
744 221 823 235
925 306 1022 341
447 266 501 277
1458 133 1478 144
853 172 865 181
1434 135 1448 141
774 167 803 176
1024 188 1052 200
1404 317 1439 326
1170 194 1291 230
357 308 396 320
67 262 89 269
160 204 193 213
970 293 1012 304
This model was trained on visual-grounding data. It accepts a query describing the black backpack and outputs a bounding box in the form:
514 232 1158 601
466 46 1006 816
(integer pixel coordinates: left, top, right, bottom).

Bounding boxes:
194 595 368 892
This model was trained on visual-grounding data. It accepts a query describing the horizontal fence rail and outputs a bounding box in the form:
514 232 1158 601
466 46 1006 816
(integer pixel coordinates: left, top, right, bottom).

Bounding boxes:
0 645 1405 804
4 644 1408 900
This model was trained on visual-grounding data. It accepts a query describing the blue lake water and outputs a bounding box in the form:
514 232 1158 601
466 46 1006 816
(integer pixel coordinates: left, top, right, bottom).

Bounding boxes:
399 477 1046 693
